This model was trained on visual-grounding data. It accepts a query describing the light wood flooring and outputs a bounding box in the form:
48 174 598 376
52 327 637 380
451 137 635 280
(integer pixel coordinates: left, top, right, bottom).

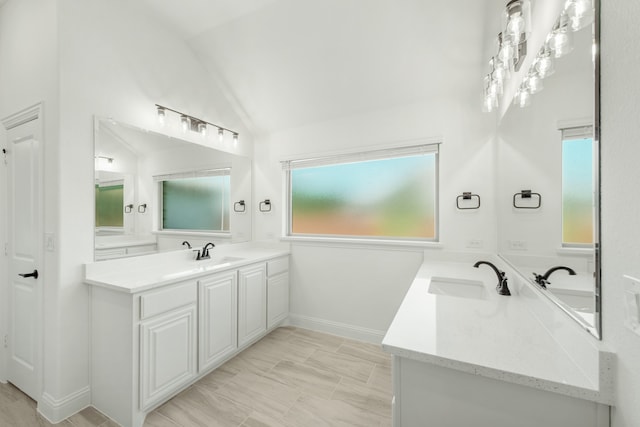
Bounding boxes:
0 326 392 426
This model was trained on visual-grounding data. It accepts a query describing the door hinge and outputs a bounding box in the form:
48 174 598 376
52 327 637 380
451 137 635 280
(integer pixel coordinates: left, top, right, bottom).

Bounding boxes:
2 148 6 165
3 335 7 348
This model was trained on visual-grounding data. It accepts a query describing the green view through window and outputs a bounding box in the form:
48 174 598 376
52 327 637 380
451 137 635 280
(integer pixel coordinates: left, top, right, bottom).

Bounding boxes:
159 170 230 232
95 183 124 227
562 127 594 246
284 145 438 240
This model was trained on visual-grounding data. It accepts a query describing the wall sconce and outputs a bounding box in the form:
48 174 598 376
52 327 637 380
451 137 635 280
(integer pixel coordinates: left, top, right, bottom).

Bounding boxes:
259 199 272 213
155 104 239 143
138 203 147 213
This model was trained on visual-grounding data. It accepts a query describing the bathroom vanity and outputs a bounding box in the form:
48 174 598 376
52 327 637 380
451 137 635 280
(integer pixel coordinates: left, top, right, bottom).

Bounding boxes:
383 258 614 427
85 243 289 427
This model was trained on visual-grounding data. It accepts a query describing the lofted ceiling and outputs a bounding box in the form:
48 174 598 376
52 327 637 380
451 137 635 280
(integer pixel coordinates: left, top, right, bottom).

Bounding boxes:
141 0 496 134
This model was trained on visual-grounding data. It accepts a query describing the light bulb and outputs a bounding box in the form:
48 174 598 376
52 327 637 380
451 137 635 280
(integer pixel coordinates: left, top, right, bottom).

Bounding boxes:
218 128 224 142
506 15 525 43
513 87 531 108
180 115 189 133
535 52 555 78
157 106 166 126
566 0 593 31
198 122 207 137
498 43 515 64
526 73 543 94
233 133 239 144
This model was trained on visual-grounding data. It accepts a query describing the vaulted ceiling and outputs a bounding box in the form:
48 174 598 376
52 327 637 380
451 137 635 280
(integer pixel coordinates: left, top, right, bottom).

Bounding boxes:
140 0 498 134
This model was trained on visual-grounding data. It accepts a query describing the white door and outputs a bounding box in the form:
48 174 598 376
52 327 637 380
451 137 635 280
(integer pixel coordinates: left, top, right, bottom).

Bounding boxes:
199 271 237 372
2 104 43 401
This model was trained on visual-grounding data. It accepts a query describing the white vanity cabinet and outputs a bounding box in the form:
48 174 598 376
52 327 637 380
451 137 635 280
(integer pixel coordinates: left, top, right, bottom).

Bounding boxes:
267 257 289 329
238 263 267 347
88 250 290 427
198 271 238 372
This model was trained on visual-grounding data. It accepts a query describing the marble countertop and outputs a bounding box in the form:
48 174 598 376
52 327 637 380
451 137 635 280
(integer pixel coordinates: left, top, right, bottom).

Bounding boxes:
85 242 289 293
382 261 614 405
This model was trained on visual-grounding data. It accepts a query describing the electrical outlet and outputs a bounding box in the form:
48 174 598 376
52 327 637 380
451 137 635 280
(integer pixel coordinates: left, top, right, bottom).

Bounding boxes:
508 240 527 251
466 239 483 249
45 233 55 252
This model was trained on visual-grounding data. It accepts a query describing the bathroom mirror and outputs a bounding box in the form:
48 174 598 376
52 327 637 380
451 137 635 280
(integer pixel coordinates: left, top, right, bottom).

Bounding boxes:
496 3 600 338
94 118 252 261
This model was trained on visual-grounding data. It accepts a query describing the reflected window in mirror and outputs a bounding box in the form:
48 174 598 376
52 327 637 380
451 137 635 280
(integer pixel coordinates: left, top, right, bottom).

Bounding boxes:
561 126 594 247
156 168 230 232
95 180 124 232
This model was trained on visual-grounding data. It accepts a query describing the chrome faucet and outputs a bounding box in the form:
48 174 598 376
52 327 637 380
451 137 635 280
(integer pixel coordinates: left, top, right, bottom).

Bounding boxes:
473 261 511 296
533 266 576 289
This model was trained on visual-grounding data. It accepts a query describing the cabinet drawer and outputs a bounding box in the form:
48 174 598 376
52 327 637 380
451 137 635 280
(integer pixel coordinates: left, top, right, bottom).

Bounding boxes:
267 257 289 277
140 281 197 320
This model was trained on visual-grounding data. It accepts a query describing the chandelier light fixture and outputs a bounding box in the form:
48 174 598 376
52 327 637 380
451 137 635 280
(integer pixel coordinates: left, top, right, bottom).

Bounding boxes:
482 0 594 112
155 104 239 144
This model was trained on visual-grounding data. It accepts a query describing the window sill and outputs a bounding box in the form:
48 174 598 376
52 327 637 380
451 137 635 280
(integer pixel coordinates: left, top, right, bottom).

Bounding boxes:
556 246 595 256
153 230 232 239
280 235 442 250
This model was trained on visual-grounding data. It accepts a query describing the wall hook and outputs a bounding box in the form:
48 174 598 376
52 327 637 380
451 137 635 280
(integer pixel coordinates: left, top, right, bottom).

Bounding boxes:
124 204 133 214
138 203 147 213
259 199 272 212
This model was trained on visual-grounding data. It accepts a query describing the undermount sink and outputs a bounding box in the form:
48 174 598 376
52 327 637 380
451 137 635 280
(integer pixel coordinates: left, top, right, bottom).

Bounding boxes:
428 276 487 300
208 256 245 265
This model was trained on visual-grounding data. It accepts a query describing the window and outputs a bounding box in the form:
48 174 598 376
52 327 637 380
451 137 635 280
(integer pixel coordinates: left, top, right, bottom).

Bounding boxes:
283 144 438 241
561 126 594 246
95 181 124 228
156 169 230 232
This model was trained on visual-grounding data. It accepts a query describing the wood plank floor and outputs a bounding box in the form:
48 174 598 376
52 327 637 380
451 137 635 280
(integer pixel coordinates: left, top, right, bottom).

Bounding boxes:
0 327 392 426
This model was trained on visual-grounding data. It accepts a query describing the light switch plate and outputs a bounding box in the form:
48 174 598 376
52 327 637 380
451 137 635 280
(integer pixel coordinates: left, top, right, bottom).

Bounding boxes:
623 275 640 336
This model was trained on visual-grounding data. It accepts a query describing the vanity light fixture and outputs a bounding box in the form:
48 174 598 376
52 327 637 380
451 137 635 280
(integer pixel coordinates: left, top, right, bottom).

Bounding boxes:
482 0 530 113
95 155 114 164
155 104 239 143
484 0 594 111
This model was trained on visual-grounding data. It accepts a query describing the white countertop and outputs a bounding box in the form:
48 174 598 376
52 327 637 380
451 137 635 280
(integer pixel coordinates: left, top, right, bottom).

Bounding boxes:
94 236 157 250
382 261 614 405
85 242 289 293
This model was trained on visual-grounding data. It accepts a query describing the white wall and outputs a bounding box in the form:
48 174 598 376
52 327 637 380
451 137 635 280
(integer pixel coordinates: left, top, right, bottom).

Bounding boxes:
0 0 253 421
601 1 640 426
254 93 497 340
0 0 60 402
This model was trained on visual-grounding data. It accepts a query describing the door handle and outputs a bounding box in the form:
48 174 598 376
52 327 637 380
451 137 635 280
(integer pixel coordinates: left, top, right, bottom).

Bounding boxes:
19 269 38 279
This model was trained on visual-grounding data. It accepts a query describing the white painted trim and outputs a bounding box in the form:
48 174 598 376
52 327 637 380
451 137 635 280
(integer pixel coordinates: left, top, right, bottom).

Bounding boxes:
288 314 386 344
38 386 91 424
1 103 41 130
282 236 442 251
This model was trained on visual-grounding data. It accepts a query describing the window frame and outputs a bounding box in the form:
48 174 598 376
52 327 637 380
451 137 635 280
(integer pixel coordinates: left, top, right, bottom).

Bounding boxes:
282 143 440 244
560 125 594 248
95 178 125 232
154 168 231 234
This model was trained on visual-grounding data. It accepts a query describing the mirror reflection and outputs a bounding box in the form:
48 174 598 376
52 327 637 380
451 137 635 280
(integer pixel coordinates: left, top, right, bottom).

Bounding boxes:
94 118 252 261
496 8 599 337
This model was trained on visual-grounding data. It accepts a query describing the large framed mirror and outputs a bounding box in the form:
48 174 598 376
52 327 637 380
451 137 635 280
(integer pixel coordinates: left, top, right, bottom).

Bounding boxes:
94 117 252 261
496 1 600 338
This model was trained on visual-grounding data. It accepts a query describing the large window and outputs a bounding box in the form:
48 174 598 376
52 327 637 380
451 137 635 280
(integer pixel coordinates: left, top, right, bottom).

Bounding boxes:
156 169 230 232
284 144 438 241
95 181 124 228
561 126 594 246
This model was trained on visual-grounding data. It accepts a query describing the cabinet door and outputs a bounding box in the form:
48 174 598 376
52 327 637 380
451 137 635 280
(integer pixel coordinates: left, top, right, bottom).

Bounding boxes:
140 305 197 410
267 272 289 329
238 264 267 347
199 271 238 372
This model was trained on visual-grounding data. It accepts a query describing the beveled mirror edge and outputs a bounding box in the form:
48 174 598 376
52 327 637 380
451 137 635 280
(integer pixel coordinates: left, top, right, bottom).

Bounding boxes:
498 0 602 340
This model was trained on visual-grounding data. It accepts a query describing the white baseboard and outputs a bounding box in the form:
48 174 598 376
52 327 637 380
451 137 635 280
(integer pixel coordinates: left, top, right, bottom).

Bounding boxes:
288 314 386 344
38 386 91 424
